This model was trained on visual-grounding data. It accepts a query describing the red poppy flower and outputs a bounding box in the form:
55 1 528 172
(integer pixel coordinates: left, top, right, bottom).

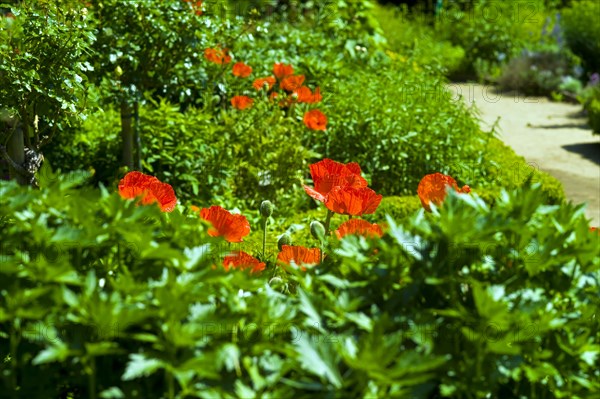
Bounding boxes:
184 0 203 15
231 95 253 110
280 75 305 91
303 158 368 203
273 63 294 79
204 47 231 64
200 205 250 243
277 245 321 268
232 62 252 78
335 219 384 239
118 171 177 212
223 251 265 273
147 181 178 212
325 186 382 216
590 227 600 234
417 173 471 212
303 109 327 130
253 76 276 91
294 86 322 103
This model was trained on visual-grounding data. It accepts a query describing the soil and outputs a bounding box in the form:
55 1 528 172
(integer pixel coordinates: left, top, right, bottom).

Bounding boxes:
447 83 600 226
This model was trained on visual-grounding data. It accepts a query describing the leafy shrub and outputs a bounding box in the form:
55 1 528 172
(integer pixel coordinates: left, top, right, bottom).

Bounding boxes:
317 61 484 196
561 0 600 74
475 137 565 205
369 195 422 223
585 97 600 134
45 97 315 208
46 57 565 215
1 175 597 398
435 0 549 80
497 47 579 96
372 3 466 76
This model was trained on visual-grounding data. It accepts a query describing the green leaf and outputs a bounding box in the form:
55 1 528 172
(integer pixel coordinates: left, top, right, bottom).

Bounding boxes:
122 354 165 381
32 342 70 365
294 335 342 388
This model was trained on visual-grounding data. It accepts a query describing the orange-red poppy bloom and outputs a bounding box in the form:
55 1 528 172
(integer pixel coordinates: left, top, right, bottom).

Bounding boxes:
253 76 276 91
277 245 321 268
231 95 253 110
590 227 600 234
273 63 294 79
118 171 177 212
223 251 265 273
335 219 384 239
417 173 471 212
232 62 252 78
184 0 203 15
199 205 250 243
303 158 368 203
281 75 305 92
303 109 327 130
294 86 322 103
204 47 231 64
325 186 382 216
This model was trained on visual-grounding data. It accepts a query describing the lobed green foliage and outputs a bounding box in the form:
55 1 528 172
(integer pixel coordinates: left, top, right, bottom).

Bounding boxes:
0 175 597 398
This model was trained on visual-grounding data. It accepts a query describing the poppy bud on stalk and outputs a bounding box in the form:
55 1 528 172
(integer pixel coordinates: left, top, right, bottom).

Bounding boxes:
310 221 326 242
260 200 273 218
278 233 292 251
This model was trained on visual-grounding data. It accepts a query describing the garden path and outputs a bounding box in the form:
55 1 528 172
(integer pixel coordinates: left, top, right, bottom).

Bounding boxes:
447 83 600 226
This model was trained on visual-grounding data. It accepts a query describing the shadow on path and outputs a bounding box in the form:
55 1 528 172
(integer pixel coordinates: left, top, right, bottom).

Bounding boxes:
562 142 600 165
531 123 590 130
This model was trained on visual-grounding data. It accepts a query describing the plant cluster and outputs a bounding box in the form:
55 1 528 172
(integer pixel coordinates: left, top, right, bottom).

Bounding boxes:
1 166 598 398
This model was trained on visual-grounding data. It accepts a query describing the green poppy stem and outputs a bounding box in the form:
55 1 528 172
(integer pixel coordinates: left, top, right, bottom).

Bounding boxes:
262 217 268 259
323 209 333 237
88 356 97 399
321 210 334 265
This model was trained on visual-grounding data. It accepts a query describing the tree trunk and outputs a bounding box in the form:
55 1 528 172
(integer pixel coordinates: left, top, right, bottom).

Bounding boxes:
7 125 27 185
120 102 134 169
133 101 142 171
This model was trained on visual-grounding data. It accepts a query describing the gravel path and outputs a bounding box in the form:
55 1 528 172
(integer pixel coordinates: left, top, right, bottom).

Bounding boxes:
448 83 600 226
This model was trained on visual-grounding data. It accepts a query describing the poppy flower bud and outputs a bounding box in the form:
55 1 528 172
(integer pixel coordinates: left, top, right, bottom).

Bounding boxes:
310 221 326 242
260 200 273 218
278 233 291 251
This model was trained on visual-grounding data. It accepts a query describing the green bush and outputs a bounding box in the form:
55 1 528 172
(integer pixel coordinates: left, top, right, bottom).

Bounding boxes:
561 0 600 74
497 47 579 96
1 175 597 398
45 96 315 209
372 3 466 76
474 137 565 205
435 0 549 80
585 98 600 134
45 59 565 215
368 195 422 223
317 61 485 197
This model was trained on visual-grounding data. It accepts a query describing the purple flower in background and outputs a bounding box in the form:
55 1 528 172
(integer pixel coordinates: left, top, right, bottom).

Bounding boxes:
541 16 551 37
551 13 563 47
590 73 600 87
